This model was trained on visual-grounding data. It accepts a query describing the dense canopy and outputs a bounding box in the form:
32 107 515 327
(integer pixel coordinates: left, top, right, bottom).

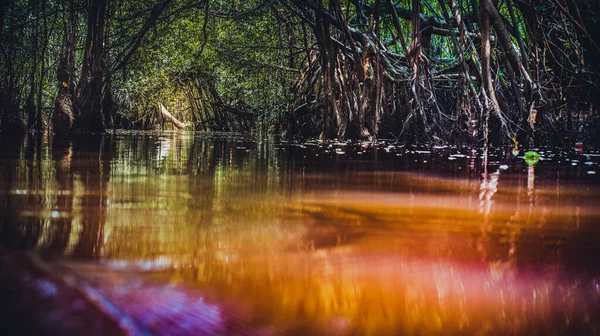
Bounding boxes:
1 0 599 146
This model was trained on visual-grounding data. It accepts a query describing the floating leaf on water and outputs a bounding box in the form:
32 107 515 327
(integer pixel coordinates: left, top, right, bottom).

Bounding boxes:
524 151 540 165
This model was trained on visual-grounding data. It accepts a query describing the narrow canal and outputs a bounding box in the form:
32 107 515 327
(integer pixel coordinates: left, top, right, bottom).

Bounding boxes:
1 131 600 335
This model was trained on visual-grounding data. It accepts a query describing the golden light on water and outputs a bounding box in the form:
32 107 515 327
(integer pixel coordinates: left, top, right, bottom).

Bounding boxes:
1 132 600 334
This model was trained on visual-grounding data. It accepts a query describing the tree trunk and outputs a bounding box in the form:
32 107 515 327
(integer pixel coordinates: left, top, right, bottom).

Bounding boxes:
486 0 532 93
34 0 48 131
158 103 185 129
480 0 496 107
102 0 114 129
76 0 107 132
52 0 77 135
480 0 495 145
0 1 26 134
26 0 40 130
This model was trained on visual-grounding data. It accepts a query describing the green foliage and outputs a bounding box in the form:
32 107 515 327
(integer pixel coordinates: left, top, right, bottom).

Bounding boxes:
107 0 301 128
1 0 599 141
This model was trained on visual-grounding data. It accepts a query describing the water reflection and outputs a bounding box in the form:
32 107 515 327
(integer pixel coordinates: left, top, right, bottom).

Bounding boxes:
1 132 600 334
44 135 73 254
71 134 113 258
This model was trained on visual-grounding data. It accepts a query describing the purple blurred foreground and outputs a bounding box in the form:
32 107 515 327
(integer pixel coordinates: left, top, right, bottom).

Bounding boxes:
0 253 261 336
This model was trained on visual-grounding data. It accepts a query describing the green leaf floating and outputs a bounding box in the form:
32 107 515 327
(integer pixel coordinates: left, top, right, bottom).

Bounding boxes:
524 151 540 165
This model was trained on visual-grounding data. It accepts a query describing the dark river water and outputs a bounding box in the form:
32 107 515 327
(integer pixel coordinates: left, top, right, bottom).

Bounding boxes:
1 131 600 335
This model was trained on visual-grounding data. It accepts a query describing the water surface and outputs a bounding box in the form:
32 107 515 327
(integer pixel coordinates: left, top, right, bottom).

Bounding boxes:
1 131 600 335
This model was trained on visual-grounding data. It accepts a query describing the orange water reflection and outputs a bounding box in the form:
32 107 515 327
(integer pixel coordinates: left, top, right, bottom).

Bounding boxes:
1 132 600 334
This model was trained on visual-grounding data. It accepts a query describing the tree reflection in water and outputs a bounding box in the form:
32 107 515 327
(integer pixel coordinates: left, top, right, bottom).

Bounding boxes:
0 132 600 334
46 135 73 254
71 134 113 258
